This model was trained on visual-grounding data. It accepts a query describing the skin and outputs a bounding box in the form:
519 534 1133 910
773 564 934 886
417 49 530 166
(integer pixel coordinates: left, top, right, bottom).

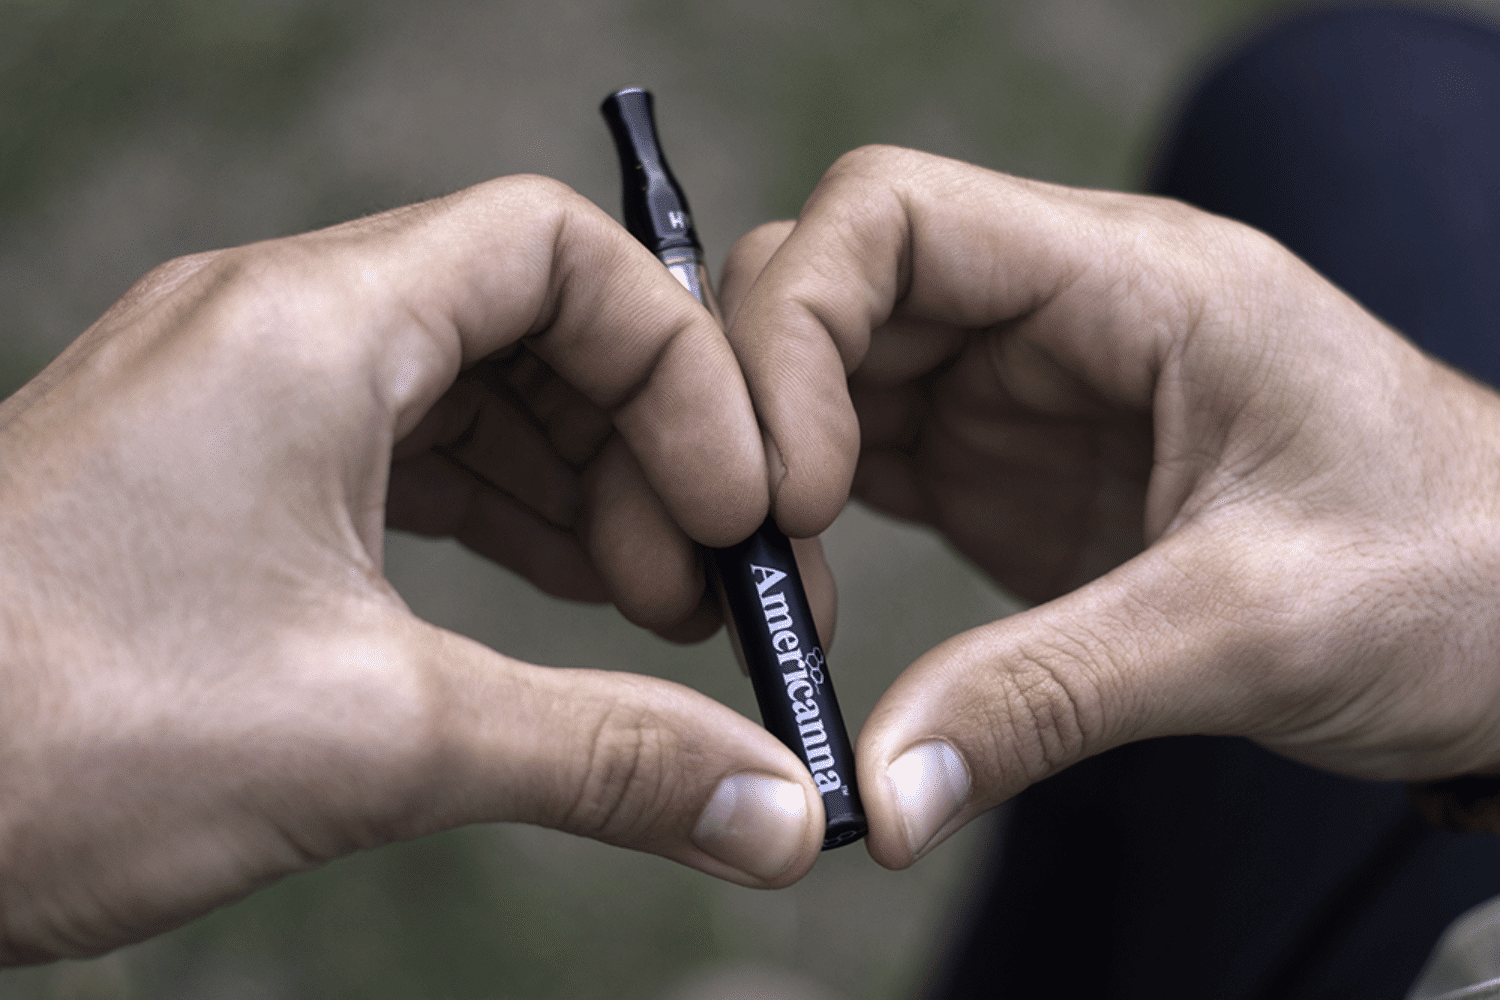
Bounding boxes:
0 176 834 965
7 144 1500 964
717 146 1500 870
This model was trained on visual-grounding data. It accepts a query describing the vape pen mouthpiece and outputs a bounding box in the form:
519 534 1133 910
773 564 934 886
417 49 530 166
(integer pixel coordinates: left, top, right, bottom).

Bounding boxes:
600 88 702 255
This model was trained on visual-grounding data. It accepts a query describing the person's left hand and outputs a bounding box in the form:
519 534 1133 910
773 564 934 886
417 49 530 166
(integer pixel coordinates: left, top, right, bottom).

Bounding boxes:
716 146 1500 870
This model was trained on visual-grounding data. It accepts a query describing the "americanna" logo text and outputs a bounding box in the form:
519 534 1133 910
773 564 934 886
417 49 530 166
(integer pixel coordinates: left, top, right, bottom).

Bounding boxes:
750 564 844 795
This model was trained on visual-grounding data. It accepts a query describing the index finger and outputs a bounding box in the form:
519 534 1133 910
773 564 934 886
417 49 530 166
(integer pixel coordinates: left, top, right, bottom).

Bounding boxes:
273 174 770 547
724 145 1196 537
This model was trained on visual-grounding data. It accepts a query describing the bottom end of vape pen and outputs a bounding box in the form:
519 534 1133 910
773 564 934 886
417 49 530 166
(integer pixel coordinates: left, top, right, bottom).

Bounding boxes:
822 812 867 851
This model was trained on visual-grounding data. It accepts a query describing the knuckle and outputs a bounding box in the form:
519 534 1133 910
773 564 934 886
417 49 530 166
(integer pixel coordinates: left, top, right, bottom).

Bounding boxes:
827 143 910 180
128 249 226 303
499 172 581 202
962 637 1107 797
93 246 244 339
196 243 306 318
725 220 795 268
184 242 381 384
476 173 588 224
563 696 682 844
202 253 323 359
1008 651 1096 779
434 175 596 257
1153 199 1286 303
809 145 917 210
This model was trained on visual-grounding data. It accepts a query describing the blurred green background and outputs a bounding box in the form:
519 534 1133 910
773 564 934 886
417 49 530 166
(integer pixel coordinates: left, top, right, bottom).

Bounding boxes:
9 0 1475 996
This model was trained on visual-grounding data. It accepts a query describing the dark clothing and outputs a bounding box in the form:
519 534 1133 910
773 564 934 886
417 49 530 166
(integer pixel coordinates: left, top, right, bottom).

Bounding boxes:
1152 2 1500 384
938 6 1500 999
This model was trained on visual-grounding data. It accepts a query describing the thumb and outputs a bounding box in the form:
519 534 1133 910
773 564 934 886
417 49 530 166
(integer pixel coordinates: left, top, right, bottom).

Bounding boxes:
856 526 1261 870
408 623 826 887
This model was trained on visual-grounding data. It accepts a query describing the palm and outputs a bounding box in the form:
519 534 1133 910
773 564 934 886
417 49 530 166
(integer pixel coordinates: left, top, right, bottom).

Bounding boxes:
850 323 1153 605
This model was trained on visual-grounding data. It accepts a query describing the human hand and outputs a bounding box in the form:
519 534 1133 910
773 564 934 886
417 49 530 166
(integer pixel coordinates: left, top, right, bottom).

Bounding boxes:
0 177 829 965
719 146 1500 869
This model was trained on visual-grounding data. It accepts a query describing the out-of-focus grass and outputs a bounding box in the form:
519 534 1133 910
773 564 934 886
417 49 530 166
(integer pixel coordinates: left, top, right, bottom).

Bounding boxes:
0 1 1310 997
0 0 354 398
634 0 1119 213
0 0 351 218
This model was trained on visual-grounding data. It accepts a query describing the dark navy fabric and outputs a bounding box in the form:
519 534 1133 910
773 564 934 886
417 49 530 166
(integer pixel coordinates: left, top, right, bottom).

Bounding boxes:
937 6 1500 999
1150 2 1500 384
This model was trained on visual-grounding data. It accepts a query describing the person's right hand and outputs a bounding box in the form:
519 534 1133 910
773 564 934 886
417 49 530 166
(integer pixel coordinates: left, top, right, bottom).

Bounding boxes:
718 146 1500 870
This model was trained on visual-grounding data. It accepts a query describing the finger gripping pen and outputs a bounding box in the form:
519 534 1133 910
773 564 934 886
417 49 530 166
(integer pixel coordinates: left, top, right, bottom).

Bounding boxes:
600 87 866 850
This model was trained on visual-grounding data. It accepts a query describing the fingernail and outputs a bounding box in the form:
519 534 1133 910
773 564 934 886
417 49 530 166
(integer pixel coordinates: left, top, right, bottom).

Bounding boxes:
692 773 808 881
887 740 970 858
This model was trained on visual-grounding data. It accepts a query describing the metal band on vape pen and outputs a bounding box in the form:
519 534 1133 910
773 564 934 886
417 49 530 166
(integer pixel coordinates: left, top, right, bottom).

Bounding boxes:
600 87 867 850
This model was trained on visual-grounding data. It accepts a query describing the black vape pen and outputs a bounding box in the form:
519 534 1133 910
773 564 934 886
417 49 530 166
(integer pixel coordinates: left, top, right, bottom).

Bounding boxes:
600 87 866 850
